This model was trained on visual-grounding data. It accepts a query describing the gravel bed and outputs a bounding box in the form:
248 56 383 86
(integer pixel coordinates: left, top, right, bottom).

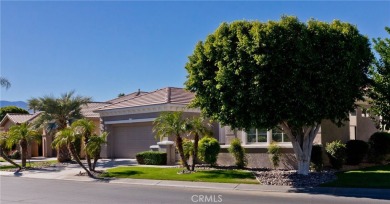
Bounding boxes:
254 170 336 187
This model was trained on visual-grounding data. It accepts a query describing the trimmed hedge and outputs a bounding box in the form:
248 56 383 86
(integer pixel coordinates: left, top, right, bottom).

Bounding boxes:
325 140 346 170
198 137 220 166
228 138 247 169
346 140 369 165
136 151 167 165
368 132 390 163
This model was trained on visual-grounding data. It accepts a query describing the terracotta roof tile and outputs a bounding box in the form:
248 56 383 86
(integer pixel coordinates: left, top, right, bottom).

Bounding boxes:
80 102 110 118
106 91 148 104
0 112 41 126
96 87 194 111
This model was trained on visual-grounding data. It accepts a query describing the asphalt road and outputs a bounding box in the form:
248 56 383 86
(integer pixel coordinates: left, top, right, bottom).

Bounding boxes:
0 176 389 204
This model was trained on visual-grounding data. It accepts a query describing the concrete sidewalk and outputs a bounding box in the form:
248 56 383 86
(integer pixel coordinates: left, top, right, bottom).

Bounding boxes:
1 158 390 199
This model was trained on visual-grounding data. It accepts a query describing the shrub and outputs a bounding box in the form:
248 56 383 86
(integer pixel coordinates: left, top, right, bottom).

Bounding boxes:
9 150 21 160
136 151 167 165
198 137 220 166
310 144 323 172
268 142 281 169
367 132 390 163
346 140 369 165
183 139 194 161
325 140 346 170
228 138 247 169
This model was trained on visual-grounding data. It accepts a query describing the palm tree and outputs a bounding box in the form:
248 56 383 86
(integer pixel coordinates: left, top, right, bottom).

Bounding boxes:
29 90 91 162
153 112 190 170
0 77 11 89
185 116 213 171
71 118 96 171
27 98 40 113
86 132 107 171
52 127 94 178
7 123 41 168
0 132 21 172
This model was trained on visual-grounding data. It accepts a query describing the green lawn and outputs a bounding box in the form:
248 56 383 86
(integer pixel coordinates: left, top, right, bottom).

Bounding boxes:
0 160 58 170
0 157 5 162
101 166 258 184
321 164 390 189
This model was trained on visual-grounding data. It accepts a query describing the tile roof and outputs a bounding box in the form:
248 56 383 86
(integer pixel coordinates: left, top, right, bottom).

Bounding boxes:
0 112 41 126
106 90 148 104
96 87 195 111
81 102 111 118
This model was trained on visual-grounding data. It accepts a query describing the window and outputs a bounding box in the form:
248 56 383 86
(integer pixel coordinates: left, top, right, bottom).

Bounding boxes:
246 128 267 143
272 128 290 143
246 128 290 144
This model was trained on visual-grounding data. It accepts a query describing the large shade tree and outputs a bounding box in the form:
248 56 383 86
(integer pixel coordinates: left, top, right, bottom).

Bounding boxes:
185 16 373 175
29 91 91 162
0 106 29 121
369 27 390 131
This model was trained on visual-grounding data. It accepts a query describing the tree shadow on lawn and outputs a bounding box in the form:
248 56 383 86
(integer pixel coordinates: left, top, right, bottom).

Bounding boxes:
104 170 144 177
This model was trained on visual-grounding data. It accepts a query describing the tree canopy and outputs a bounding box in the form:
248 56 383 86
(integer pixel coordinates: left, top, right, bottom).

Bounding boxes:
185 16 372 131
369 27 390 130
185 16 373 175
0 106 29 121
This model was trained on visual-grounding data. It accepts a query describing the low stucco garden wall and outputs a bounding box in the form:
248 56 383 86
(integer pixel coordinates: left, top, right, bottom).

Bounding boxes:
217 147 298 170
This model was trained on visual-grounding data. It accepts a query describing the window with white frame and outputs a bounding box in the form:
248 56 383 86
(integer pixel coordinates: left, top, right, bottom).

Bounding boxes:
272 128 290 143
246 128 290 144
246 128 267 143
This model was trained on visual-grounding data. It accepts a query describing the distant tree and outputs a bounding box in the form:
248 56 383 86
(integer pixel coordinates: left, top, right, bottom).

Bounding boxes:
27 98 40 113
7 123 41 168
29 91 91 162
0 106 29 121
0 77 11 89
118 93 125 97
369 27 390 130
153 112 190 170
185 16 373 175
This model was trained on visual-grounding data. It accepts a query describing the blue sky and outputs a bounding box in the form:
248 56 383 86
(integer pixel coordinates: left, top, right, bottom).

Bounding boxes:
1 1 389 102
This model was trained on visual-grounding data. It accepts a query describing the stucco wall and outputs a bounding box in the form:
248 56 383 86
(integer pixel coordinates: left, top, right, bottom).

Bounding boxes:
356 108 378 141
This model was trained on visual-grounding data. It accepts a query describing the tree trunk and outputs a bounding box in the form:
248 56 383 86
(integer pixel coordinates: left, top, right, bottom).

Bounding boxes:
281 123 320 175
57 145 71 162
176 135 190 170
68 143 94 178
84 136 92 171
92 150 100 171
191 133 199 171
0 147 21 172
19 139 28 168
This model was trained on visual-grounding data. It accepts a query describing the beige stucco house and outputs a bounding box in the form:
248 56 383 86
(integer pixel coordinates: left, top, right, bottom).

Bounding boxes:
0 112 42 158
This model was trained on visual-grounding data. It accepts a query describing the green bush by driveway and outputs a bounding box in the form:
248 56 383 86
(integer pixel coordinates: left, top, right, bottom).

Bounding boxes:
101 166 258 184
321 164 390 188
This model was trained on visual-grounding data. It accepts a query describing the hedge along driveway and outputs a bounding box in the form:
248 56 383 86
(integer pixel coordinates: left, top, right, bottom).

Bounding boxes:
101 166 258 184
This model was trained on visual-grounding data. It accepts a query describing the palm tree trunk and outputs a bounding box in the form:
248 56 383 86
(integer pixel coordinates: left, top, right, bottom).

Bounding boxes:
92 150 100 171
176 135 190 170
19 139 28 168
57 145 71 162
84 137 92 171
68 143 94 178
0 147 21 172
191 133 199 171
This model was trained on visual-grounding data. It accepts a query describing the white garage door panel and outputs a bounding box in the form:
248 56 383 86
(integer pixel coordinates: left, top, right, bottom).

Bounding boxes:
113 124 156 158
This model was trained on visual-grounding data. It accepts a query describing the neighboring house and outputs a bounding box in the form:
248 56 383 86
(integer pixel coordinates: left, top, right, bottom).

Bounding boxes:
93 87 380 169
0 112 42 158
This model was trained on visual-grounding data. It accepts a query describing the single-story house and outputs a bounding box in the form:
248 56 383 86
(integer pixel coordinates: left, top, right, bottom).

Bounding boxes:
0 112 42 158
91 87 380 169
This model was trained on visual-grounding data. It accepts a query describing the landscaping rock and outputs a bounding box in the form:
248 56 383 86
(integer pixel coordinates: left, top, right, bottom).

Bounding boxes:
254 170 336 187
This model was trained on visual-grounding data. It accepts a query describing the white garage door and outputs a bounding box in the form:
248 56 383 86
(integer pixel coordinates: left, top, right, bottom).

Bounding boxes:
112 123 156 158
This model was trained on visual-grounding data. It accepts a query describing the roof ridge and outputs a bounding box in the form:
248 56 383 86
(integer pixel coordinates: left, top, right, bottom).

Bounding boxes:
97 88 167 110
